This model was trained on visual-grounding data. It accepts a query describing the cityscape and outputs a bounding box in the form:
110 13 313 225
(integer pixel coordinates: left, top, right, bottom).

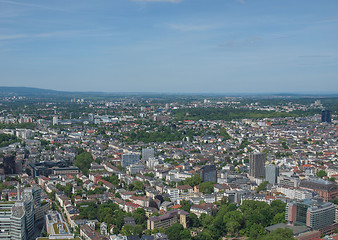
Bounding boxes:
0 89 337 240
1 0 338 239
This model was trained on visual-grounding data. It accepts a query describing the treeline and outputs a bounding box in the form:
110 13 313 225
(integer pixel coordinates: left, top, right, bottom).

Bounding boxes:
173 107 319 121
77 201 146 235
0 122 35 130
0 133 19 147
191 200 288 240
124 126 201 143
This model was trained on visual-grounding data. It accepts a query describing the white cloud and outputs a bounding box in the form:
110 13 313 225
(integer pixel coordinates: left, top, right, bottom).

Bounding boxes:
236 0 245 4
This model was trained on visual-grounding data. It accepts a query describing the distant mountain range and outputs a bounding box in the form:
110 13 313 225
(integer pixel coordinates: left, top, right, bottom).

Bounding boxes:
0 86 337 98
0 87 61 96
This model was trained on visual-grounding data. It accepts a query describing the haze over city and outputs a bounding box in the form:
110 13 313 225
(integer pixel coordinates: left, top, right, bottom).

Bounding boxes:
0 0 338 93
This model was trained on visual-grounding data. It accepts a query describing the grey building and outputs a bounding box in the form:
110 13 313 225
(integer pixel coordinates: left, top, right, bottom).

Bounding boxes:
265 164 279 185
122 154 140 168
142 148 154 162
199 165 217 182
249 152 265 179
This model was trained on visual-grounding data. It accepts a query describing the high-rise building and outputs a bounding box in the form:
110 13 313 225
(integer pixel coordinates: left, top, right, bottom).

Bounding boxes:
286 199 335 230
321 109 331 123
199 165 217 182
1 155 16 174
121 154 139 168
142 147 154 162
88 113 94 122
52 116 58 125
0 186 44 240
249 152 265 178
265 164 279 185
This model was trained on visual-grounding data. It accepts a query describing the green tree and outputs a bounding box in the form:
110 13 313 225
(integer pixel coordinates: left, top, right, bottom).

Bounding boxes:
189 213 201 227
180 200 192 213
260 228 295 240
73 151 93 176
165 223 184 240
256 181 269 193
199 182 214 194
317 170 327 178
201 214 214 228
248 223 266 239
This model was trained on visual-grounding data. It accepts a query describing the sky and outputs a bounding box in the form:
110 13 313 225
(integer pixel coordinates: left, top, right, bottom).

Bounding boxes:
0 0 338 94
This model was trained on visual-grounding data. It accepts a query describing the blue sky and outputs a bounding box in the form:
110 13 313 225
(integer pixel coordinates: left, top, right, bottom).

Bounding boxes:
0 0 338 93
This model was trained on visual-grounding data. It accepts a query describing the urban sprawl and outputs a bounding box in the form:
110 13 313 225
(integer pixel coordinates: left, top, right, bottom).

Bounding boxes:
0 94 338 240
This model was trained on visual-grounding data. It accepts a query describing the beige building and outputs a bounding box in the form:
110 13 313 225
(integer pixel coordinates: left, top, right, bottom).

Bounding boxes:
147 209 188 230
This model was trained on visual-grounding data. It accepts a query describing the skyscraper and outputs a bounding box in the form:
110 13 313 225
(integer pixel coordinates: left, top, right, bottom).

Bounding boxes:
249 152 265 178
265 164 279 185
321 109 331 123
0 186 43 240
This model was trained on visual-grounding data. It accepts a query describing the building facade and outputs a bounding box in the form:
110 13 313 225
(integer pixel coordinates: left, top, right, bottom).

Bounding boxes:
199 165 217 182
321 109 331 123
265 164 279 185
286 199 335 230
249 153 265 179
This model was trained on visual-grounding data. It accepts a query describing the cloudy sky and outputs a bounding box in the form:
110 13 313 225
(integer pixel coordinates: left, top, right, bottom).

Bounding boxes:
1 0 337 93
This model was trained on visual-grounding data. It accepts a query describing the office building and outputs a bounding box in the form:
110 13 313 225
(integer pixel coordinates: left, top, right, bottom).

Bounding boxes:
52 116 58 126
0 155 16 174
199 165 217 182
286 199 335 230
121 154 139 168
142 147 155 162
299 179 338 202
321 109 331 123
88 113 94 122
249 152 265 178
147 209 188 230
0 186 44 240
265 164 279 185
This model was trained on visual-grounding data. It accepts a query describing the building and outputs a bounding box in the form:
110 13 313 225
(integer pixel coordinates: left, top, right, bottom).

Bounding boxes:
0 186 45 240
199 165 217 182
249 152 265 179
286 199 335 230
53 116 58 125
44 210 75 239
299 179 338 202
321 109 331 123
278 175 300 188
121 154 139 168
190 203 217 217
142 148 154 162
0 155 16 174
0 201 26 239
167 188 179 202
88 113 94 122
147 209 188 230
127 164 145 174
265 164 279 185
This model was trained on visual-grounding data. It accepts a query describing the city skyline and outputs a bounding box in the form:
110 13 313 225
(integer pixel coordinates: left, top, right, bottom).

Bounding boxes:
1 0 338 93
